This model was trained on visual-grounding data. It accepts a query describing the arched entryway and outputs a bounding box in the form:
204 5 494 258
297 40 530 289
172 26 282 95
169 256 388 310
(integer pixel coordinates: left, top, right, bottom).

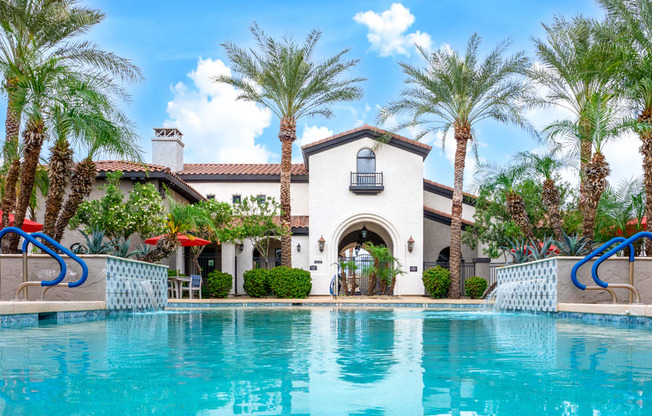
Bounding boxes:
336 221 395 296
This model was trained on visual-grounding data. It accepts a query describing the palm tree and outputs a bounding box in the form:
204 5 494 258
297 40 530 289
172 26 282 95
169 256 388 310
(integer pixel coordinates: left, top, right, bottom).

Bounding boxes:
142 196 214 263
596 0 652 254
517 151 568 241
530 15 621 224
546 93 634 237
474 162 535 241
0 0 141 251
379 34 534 298
215 23 365 267
0 0 103 232
52 107 141 242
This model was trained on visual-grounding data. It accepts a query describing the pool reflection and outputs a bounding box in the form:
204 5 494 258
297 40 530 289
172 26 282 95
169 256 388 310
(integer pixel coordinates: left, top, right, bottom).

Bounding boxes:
0 309 651 415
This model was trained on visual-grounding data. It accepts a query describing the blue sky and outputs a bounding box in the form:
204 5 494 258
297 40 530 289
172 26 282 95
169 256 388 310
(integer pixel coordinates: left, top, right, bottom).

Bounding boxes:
25 0 646 188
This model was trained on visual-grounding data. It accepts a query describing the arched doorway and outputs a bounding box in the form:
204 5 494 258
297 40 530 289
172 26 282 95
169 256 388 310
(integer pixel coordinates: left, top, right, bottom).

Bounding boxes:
336 222 394 296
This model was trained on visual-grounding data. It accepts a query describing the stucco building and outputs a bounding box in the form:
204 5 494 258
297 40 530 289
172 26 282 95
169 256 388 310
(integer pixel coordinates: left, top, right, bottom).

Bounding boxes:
116 125 491 296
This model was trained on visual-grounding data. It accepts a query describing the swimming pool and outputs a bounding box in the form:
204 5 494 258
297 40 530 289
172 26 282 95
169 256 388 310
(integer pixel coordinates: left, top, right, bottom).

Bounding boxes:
0 308 651 415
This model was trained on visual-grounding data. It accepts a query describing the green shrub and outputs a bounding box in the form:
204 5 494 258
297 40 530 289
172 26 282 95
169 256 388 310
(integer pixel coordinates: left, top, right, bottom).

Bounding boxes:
465 277 488 299
422 266 451 298
243 268 271 297
268 267 312 299
206 271 233 298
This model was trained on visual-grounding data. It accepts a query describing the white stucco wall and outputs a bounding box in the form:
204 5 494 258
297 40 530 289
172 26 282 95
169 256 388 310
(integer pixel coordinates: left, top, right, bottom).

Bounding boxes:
188 181 309 215
423 190 476 222
307 135 425 295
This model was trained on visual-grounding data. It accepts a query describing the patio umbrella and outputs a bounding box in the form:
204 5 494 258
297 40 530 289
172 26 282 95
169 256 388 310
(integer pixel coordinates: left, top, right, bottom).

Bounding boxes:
144 233 211 247
614 217 647 236
0 211 43 232
511 241 560 255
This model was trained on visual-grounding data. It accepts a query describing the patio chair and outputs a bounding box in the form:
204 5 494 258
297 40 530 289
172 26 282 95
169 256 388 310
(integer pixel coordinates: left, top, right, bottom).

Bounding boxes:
181 274 202 299
168 278 179 299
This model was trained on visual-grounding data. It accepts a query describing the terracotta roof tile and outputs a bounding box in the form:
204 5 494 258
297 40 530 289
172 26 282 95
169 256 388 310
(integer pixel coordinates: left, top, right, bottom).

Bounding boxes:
94 160 205 201
424 205 474 226
273 215 309 229
180 163 308 176
302 124 432 151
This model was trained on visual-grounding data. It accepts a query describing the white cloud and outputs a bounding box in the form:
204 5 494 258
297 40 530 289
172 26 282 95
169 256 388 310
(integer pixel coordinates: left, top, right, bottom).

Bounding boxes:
164 57 274 163
354 3 432 57
292 124 333 162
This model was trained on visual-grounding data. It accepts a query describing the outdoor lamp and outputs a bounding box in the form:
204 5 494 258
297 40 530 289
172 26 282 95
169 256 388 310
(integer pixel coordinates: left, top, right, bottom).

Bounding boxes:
297 243 301 252
361 224 368 239
407 236 415 253
318 235 325 252
238 243 244 252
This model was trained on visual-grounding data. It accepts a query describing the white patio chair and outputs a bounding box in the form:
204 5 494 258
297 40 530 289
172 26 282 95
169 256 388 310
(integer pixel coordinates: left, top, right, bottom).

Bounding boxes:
181 275 202 299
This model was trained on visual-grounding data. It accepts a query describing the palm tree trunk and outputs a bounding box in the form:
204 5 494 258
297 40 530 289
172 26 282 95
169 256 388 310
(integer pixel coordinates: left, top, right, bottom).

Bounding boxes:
340 270 348 297
54 158 96 242
7 120 45 252
43 140 74 237
639 107 652 256
449 124 471 299
581 152 610 238
506 192 535 241
278 117 296 268
578 115 592 225
542 178 564 241
1 89 21 251
142 233 179 263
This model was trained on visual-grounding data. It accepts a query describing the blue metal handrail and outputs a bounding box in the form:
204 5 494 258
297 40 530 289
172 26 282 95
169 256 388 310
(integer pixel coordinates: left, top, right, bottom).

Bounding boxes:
571 237 634 290
0 227 67 286
23 232 88 288
592 231 652 288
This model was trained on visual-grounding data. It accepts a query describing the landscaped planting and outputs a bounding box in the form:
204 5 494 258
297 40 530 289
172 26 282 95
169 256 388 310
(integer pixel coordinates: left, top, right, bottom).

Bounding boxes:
269 267 312 298
422 266 451 299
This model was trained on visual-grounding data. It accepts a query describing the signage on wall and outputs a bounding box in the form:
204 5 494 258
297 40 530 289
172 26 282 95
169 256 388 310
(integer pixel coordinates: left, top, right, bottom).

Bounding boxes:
309 265 318 271
410 266 418 272
208 260 214 266
314 259 323 264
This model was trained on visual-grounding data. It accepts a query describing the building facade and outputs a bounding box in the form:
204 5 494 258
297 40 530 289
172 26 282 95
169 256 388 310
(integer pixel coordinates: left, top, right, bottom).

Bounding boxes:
139 125 489 296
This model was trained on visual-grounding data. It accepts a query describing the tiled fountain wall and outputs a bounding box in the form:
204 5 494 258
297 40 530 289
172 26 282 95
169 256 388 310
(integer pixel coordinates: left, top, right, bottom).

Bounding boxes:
495 257 652 311
495 258 558 312
0 254 167 311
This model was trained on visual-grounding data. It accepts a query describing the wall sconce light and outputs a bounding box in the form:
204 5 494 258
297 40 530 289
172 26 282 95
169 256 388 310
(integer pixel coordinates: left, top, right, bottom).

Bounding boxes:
297 243 301 252
318 235 325 252
407 236 415 253
361 224 368 239
238 243 244 252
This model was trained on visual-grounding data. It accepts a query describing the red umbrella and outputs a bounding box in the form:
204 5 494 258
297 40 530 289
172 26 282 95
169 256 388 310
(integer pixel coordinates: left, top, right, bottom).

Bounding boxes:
0 211 43 232
614 217 647 236
144 233 211 247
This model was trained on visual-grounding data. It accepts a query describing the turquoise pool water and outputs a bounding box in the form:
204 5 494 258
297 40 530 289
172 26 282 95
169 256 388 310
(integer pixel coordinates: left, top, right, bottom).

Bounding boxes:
0 308 651 415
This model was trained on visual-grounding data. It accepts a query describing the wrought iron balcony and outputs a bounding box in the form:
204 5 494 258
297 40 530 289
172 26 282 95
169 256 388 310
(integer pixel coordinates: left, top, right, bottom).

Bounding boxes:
350 172 384 194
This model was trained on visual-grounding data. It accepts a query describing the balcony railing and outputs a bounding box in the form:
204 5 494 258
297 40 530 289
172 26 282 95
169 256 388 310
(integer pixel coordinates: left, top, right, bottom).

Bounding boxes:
350 172 384 194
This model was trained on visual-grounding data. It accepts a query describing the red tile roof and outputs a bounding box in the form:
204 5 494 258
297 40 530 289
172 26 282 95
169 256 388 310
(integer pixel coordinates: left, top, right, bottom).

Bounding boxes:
302 124 432 151
274 215 309 229
424 205 474 226
424 179 478 200
180 163 308 176
94 160 205 202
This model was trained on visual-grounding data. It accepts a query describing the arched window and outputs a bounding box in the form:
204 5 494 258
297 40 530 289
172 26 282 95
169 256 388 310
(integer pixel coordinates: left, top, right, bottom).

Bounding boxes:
357 148 376 173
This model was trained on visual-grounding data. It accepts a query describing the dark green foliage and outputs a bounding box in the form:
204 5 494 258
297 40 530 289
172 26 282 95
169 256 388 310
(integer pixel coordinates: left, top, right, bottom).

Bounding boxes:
206 271 233 298
554 232 593 256
465 277 488 299
422 266 451 298
268 267 312 298
501 237 533 264
243 268 271 298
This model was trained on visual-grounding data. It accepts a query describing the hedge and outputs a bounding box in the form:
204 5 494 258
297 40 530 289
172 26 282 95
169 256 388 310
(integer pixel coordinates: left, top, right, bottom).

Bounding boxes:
243 268 271 297
465 276 487 299
422 266 451 299
206 271 233 298
268 266 312 299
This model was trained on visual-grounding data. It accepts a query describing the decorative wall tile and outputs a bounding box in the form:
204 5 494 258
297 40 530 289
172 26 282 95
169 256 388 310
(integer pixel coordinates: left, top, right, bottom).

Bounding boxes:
495 259 558 312
105 257 167 312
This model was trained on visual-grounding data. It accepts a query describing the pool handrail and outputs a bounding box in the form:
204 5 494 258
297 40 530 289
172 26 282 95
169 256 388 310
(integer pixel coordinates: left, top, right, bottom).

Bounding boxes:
590 231 651 304
22 232 88 299
571 237 634 290
0 227 67 300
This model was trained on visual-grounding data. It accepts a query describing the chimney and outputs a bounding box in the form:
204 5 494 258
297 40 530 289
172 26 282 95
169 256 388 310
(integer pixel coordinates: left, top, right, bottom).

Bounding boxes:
152 127 184 172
